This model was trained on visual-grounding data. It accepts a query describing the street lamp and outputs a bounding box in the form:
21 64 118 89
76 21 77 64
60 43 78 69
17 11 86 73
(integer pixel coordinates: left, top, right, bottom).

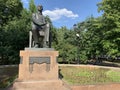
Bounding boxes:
76 33 80 37
73 24 80 64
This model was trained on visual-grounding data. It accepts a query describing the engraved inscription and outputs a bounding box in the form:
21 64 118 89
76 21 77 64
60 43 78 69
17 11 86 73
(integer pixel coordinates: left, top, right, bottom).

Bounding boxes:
29 57 50 73
29 57 50 64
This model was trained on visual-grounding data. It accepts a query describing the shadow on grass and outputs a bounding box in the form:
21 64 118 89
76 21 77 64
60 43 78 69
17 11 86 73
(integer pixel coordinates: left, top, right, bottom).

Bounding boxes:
99 62 120 67
59 69 63 79
89 60 120 68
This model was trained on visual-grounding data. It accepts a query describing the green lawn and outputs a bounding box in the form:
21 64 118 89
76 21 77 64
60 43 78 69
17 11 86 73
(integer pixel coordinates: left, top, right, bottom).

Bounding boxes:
59 66 120 85
0 66 18 88
0 65 120 88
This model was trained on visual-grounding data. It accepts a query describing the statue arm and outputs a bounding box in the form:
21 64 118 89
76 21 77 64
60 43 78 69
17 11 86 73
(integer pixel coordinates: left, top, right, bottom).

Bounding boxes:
32 13 46 26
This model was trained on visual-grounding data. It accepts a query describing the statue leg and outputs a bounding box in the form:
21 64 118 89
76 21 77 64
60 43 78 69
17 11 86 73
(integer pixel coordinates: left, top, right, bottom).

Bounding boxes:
49 31 52 48
43 36 48 48
43 24 49 48
32 29 40 47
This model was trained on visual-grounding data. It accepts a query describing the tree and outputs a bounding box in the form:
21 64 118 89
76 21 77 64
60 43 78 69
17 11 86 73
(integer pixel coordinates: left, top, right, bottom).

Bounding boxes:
0 0 57 64
54 26 78 64
29 0 36 13
0 0 23 25
98 0 120 57
0 0 31 64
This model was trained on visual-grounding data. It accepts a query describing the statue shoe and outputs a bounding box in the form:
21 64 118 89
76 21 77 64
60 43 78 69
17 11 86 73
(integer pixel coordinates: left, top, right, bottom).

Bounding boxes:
34 44 39 48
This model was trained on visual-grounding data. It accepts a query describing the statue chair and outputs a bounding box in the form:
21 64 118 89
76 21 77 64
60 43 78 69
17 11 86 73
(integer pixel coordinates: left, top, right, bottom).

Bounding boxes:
29 23 50 48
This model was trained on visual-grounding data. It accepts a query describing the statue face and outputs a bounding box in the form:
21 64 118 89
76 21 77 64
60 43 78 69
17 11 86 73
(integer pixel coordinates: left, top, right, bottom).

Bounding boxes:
37 5 43 11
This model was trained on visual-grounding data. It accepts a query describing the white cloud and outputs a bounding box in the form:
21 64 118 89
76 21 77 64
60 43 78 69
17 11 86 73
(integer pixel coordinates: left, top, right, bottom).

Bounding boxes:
43 8 79 21
21 0 29 4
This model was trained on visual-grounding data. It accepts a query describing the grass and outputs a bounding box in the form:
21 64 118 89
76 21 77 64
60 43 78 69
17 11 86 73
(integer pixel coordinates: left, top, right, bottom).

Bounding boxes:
106 70 120 82
0 66 18 88
0 65 120 88
59 66 120 85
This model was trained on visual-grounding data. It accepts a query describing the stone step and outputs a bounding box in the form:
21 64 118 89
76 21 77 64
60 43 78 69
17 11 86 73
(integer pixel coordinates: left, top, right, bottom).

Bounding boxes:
13 80 71 90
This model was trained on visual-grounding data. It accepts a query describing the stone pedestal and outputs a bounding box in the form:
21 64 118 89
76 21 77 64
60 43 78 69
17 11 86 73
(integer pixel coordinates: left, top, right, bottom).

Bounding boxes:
13 48 71 90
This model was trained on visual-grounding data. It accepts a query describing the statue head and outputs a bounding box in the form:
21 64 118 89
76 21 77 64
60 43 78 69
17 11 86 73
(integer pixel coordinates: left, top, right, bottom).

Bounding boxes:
37 5 43 11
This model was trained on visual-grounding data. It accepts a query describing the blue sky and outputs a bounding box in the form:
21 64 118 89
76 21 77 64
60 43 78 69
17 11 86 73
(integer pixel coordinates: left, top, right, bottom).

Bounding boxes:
21 0 102 29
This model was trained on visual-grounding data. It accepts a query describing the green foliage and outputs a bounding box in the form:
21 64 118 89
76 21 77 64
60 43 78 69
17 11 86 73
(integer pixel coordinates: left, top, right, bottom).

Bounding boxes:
98 0 120 57
0 0 31 64
0 0 23 25
68 0 120 62
0 0 120 64
29 0 36 13
0 0 56 65
55 27 78 64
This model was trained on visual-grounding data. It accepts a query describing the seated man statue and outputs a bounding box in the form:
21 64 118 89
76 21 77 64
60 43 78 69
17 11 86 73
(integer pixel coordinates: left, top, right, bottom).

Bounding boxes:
31 5 49 48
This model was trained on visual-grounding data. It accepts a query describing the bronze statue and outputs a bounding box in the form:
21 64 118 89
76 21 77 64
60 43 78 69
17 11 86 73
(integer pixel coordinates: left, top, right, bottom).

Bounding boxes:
31 5 50 48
